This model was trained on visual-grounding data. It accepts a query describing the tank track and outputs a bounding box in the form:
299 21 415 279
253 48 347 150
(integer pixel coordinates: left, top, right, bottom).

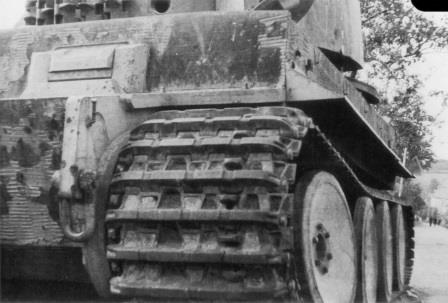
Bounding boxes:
103 106 415 301
403 207 415 285
105 107 311 301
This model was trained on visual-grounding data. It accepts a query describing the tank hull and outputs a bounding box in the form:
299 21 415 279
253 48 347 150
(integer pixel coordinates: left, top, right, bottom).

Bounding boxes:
0 6 414 300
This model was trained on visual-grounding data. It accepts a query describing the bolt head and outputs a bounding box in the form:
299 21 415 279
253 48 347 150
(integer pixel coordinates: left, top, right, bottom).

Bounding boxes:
316 223 323 230
279 216 288 227
321 266 328 274
110 262 120 273
107 228 117 240
327 253 333 260
324 232 330 239
315 260 321 267
109 195 121 207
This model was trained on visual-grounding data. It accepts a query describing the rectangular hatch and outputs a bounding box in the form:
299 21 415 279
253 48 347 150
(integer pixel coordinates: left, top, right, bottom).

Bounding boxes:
48 43 125 81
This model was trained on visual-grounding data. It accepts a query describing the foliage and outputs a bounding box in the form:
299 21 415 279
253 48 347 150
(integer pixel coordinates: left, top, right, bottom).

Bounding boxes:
429 178 440 194
401 180 426 211
378 78 436 168
360 0 448 168
361 0 448 81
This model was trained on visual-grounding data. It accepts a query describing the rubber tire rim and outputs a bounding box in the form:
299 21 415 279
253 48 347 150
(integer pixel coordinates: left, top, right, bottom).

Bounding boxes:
294 171 357 303
354 197 378 303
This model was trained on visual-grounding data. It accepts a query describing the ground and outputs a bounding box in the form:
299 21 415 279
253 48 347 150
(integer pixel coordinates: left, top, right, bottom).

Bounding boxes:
2 223 448 302
410 223 448 303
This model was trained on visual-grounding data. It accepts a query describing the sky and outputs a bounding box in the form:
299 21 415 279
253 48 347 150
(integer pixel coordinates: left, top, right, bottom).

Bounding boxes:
0 0 25 28
0 0 447 160
413 53 448 160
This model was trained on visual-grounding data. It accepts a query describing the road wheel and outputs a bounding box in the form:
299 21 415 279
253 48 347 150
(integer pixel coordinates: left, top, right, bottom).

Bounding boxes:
376 201 393 302
354 197 378 303
294 171 357 303
391 204 407 291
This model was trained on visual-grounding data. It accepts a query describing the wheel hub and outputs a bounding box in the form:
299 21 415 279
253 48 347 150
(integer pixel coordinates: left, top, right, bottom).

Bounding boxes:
313 223 332 275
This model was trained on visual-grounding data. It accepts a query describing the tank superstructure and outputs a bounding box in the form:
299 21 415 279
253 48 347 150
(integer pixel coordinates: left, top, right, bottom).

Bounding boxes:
1 1 414 302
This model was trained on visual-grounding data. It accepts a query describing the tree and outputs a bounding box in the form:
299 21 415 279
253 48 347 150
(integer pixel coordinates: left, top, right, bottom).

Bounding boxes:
379 79 436 168
429 178 440 194
360 0 448 168
401 180 426 211
361 0 448 82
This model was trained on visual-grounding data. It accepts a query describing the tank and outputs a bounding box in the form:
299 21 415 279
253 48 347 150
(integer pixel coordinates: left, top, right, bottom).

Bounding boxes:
0 1 415 302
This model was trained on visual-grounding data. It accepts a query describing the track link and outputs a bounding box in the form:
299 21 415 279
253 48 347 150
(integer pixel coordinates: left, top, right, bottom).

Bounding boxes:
102 106 414 301
403 206 415 285
105 107 312 301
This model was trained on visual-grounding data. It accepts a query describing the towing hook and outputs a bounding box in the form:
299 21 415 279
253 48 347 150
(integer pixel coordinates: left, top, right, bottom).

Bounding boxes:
59 169 97 242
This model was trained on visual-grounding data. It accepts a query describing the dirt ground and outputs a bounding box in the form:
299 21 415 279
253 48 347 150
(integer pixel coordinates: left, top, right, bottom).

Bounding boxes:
410 224 448 303
2 223 447 303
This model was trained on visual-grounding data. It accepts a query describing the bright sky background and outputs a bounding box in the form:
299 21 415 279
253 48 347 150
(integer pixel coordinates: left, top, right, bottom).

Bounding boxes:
413 53 448 160
1 0 447 160
0 0 25 28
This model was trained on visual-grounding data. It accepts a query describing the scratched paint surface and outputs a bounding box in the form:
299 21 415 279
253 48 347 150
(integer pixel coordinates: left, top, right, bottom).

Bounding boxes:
0 99 66 245
0 11 288 99
149 13 286 90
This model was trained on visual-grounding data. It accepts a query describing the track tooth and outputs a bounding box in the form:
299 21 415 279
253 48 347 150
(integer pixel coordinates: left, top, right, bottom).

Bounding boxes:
403 206 415 285
131 107 309 141
107 246 286 265
110 263 288 300
107 223 288 264
106 192 293 224
111 150 297 186
106 108 305 300
112 169 287 188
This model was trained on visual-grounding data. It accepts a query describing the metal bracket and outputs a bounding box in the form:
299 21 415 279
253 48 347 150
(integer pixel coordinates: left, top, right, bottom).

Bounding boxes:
59 168 97 241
